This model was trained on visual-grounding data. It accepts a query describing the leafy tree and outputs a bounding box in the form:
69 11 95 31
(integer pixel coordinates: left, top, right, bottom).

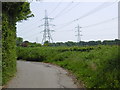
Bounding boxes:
65 41 75 46
43 41 50 46
48 39 120 47
2 2 34 23
16 37 23 46
2 2 33 85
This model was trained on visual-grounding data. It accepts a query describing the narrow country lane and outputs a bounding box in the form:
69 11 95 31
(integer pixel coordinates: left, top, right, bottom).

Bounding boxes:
6 61 78 88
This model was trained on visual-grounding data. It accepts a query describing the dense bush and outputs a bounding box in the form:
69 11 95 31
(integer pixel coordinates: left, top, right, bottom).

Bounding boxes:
2 13 17 85
2 2 33 85
17 45 120 88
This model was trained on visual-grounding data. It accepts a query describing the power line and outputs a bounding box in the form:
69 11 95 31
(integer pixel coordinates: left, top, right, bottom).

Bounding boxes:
55 16 117 33
82 17 118 28
54 1 74 19
56 29 74 32
49 0 63 16
18 2 118 42
19 24 117 42
20 1 117 35
22 16 117 39
71 1 117 22
55 2 81 19
56 1 118 30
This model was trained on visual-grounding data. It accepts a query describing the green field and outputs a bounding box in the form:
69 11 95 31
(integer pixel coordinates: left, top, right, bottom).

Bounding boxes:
17 45 120 88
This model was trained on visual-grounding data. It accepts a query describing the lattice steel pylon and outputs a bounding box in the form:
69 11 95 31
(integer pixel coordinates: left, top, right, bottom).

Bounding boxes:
40 10 55 44
75 24 82 42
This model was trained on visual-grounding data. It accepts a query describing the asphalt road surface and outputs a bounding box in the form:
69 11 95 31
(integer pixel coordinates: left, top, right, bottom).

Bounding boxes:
7 61 78 88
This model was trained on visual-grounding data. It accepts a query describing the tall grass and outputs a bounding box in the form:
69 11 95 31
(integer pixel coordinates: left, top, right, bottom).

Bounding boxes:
17 45 120 88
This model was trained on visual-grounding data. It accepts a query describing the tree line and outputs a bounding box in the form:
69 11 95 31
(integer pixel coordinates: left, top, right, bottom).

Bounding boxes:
17 37 120 47
50 39 120 46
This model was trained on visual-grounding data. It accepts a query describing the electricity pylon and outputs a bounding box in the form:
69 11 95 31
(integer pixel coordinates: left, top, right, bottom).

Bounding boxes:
75 24 82 42
40 10 55 44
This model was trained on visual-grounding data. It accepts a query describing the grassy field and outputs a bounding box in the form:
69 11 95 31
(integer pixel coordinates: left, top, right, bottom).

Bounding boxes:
17 45 120 88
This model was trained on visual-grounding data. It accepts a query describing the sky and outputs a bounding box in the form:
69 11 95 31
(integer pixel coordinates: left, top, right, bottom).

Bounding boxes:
16 0 119 43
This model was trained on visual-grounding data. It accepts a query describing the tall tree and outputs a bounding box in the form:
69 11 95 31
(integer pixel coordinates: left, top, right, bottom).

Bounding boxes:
2 2 33 85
